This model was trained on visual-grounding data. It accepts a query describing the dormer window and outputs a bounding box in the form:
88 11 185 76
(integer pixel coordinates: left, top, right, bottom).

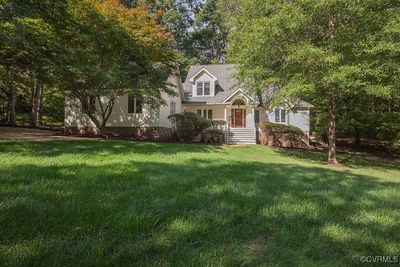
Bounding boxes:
197 82 210 96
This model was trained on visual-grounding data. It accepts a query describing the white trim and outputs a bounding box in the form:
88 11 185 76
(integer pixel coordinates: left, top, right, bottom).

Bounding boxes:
189 68 218 83
222 89 255 103
196 108 213 120
196 81 211 96
128 96 143 114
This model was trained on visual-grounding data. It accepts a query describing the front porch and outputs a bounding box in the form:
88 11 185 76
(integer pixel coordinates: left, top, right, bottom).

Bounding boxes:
182 95 257 144
182 104 256 130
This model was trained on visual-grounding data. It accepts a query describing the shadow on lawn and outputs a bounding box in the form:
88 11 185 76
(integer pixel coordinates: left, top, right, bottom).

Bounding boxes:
0 140 223 157
274 148 400 171
1 149 400 266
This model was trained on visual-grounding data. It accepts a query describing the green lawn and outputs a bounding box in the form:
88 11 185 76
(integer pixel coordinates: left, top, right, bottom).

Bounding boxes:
0 140 399 266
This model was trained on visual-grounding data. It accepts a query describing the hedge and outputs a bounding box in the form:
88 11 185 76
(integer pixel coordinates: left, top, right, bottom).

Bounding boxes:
168 112 211 142
260 121 308 148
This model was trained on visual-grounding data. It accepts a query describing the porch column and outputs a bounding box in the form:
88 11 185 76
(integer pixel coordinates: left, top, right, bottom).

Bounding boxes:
252 107 255 126
224 107 227 129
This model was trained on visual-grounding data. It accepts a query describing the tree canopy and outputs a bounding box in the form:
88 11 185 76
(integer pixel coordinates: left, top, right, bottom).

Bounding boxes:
229 0 400 163
1 0 177 131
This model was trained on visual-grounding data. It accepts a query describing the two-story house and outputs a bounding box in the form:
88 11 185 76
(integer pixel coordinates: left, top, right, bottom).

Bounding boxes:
65 64 313 143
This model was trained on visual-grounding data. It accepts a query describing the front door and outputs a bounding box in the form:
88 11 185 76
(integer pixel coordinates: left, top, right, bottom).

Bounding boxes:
232 109 246 127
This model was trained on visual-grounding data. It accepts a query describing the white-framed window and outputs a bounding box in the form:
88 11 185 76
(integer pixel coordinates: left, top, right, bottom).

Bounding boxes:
170 101 176 115
128 96 143 114
197 109 213 120
196 82 210 96
275 108 286 123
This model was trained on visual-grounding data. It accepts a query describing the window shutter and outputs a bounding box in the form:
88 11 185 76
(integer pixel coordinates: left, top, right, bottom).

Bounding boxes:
281 110 286 122
275 109 280 122
135 99 143 114
128 95 135 113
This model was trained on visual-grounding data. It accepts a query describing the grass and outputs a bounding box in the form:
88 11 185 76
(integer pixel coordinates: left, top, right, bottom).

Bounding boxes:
0 140 399 266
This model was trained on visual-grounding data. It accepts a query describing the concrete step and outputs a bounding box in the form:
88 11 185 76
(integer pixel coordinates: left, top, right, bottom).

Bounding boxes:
225 127 256 144
227 141 257 145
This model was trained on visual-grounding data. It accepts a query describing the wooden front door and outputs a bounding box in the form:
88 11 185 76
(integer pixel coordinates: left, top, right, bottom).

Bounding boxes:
232 109 246 127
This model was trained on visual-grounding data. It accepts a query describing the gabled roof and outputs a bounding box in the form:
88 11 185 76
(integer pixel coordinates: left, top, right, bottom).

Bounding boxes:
222 89 254 103
183 64 238 104
188 68 218 83
182 64 314 108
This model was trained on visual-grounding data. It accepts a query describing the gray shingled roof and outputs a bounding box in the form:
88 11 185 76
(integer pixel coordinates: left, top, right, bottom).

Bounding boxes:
183 64 314 108
183 64 238 104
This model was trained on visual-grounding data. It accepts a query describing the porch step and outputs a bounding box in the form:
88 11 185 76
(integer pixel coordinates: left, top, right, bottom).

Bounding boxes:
225 128 256 145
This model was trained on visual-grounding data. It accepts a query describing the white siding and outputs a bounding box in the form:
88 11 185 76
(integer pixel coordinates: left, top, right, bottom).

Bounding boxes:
64 76 182 129
262 108 310 134
184 105 225 120
159 91 182 128
289 109 310 133
65 95 161 128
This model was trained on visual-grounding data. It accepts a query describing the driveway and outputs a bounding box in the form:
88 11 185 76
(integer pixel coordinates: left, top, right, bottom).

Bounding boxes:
0 127 97 142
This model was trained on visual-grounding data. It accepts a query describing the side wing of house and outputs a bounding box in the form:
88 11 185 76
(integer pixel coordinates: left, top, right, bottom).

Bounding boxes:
266 108 310 134
158 73 184 127
64 73 183 135
255 101 312 136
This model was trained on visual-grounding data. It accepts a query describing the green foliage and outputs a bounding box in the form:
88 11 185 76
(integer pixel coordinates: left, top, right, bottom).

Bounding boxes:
260 121 307 148
228 0 400 162
168 111 211 141
123 0 229 73
190 0 228 64
0 0 177 130
202 129 224 144
356 113 400 147
261 121 304 136
312 93 400 150
210 120 225 130
229 0 400 102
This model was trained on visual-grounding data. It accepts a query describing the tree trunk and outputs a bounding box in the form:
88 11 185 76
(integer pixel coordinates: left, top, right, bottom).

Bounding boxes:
76 93 115 136
8 83 16 126
328 87 338 164
30 83 43 128
354 127 360 147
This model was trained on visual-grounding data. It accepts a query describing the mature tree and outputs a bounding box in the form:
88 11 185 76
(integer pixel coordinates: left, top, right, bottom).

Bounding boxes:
123 0 230 71
53 0 176 133
122 0 197 70
0 0 58 127
229 0 400 164
190 0 229 63
1 0 177 131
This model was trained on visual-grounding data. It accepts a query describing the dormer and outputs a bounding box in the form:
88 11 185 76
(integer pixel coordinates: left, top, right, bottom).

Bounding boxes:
189 68 218 97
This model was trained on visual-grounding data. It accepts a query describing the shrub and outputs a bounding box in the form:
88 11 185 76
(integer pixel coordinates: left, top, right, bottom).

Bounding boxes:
210 120 226 131
168 112 211 142
202 129 224 144
260 121 308 148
